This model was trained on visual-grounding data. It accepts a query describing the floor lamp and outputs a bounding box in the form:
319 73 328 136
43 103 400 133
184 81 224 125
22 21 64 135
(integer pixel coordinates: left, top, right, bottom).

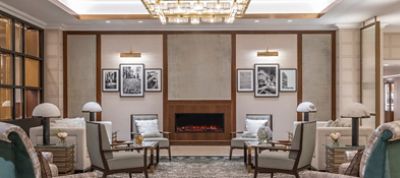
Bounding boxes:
32 103 61 145
82 101 102 121
341 103 370 147
297 102 317 121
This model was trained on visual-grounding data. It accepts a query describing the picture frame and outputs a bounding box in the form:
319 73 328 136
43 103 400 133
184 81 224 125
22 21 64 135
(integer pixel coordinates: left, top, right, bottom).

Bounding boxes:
120 63 145 97
237 68 254 92
145 68 162 92
102 69 119 92
254 64 280 97
279 68 297 92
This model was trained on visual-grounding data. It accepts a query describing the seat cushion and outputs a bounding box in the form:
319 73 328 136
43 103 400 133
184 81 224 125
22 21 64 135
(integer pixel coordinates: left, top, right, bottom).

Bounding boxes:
108 151 150 170
143 137 170 148
253 150 295 170
231 137 258 148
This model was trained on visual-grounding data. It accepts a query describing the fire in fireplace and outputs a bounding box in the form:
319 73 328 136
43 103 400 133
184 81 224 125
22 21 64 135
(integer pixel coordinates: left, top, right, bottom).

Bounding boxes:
175 113 224 133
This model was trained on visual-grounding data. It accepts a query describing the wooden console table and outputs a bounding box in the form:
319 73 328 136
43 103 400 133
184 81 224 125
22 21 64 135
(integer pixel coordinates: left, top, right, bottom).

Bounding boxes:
36 144 75 175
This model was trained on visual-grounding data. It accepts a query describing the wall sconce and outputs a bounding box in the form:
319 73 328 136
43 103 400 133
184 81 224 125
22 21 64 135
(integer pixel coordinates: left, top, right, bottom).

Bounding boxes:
120 50 141 58
257 49 279 57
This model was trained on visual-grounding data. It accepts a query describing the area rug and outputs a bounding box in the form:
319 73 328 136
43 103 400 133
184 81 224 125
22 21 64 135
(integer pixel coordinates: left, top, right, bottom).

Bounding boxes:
101 156 304 178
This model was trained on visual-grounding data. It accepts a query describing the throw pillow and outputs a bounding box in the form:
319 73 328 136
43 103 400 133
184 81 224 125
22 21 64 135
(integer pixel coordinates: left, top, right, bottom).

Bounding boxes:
245 119 269 133
135 119 161 138
344 149 364 176
37 152 52 178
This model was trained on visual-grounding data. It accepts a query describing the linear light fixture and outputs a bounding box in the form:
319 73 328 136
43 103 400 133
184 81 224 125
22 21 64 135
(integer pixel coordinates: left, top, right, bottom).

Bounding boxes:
120 51 142 58
257 49 279 57
141 0 251 24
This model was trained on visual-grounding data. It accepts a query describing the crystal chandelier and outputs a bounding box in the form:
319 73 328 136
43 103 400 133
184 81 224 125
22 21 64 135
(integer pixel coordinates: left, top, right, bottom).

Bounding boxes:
141 0 250 24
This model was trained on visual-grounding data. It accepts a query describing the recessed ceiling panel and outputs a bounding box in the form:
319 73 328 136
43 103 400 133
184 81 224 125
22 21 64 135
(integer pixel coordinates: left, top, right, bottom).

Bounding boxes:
246 0 338 14
50 0 149 14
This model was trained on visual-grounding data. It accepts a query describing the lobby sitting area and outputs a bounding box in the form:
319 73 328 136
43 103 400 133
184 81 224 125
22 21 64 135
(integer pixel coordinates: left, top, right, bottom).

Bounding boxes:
2 0 400 177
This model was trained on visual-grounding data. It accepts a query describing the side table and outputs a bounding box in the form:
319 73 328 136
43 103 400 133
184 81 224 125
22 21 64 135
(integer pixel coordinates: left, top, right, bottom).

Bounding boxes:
325 144 364 173
35 144 75 175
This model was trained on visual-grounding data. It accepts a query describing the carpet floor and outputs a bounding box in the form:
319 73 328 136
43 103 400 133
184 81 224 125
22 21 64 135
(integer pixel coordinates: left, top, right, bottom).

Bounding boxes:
100 156 304 178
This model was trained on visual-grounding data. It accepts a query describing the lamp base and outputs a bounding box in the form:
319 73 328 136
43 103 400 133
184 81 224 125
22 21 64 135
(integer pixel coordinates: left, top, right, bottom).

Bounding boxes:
351 117 360 147
41 117 50 145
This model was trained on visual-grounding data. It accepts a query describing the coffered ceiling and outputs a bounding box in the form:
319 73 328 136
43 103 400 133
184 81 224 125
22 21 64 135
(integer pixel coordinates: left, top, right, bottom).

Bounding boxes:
2 0 400 30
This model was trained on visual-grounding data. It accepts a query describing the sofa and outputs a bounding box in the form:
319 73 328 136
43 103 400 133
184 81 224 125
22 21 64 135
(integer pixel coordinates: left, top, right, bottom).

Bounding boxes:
29 118 112 171
294 121 374 170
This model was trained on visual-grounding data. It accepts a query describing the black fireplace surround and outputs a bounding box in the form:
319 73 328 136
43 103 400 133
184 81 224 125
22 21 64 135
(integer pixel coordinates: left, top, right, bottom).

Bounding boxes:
175 113 224 133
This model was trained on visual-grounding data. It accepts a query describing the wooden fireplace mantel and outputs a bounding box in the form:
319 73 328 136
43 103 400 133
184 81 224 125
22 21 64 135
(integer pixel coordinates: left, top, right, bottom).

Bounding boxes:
165 100 233 145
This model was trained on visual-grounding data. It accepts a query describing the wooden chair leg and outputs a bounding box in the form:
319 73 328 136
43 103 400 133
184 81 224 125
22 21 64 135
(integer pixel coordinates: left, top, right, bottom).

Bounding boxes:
144 168 149 178
229 147 233 160
253 169 258 178
102 173 107 178
295 173 299 178
129 172 132 178
270 173 274 178
168 147 172 161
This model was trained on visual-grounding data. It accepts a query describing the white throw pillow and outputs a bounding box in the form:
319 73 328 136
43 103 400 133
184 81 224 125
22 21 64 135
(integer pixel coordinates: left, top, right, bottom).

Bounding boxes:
242 131 257 138
135 120 162 138
245 119 269 133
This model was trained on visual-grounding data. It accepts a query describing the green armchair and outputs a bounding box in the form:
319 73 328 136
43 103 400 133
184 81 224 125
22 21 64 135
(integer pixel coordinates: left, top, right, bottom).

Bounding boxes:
0 121 97 178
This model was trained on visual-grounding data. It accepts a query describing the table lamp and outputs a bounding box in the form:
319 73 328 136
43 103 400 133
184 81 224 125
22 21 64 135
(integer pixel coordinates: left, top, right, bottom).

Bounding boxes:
32 103 61 145
82 101 102 121
297 101 317 121
341 102 370 147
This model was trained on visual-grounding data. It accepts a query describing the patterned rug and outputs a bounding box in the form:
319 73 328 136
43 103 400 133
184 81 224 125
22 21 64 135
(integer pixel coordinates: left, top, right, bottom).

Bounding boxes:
101 156 304 178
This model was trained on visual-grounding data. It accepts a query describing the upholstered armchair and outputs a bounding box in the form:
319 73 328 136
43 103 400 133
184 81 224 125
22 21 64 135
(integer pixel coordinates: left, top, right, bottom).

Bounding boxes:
86 121 151 178
302 120 400 178
253 121 316 178
230 114 273 160
0 121 97 178
131 114 171 160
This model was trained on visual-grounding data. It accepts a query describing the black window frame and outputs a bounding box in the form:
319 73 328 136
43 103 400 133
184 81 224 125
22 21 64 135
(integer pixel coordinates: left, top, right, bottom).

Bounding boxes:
0 10 44 120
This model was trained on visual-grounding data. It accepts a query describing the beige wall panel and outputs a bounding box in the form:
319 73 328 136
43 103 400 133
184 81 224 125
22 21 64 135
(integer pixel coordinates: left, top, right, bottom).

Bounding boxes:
168 34 231 100
302 34 332 121
101 35 163 140
67 35 97 119
236 34 297 140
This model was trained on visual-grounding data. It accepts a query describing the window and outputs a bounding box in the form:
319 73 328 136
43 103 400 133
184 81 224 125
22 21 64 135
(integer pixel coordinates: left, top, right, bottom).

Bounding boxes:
0 11 43 120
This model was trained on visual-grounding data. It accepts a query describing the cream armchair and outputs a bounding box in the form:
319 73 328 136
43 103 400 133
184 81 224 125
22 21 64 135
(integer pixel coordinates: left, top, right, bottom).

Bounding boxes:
29 118 113 171
86 121 151 178
230 114 273 160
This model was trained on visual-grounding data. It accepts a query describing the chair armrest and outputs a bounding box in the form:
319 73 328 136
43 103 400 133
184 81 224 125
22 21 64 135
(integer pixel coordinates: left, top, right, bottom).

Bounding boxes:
254 145 299 152
103 146 146 152
161 131 171 138
41 152 54 163
231 131 244 138
301 171 355 178
56 172 98 178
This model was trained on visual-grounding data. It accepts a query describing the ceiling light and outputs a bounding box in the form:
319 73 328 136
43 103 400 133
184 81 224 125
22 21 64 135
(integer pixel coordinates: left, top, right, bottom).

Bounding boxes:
120 51 141 58
138 20 144 23
287 19 293 23
141 0 250 24
257 49 279 57
105 20 111 23
254 19 260 23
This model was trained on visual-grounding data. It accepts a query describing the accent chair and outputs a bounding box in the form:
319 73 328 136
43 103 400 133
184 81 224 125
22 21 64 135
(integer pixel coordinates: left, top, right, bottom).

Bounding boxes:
253 121 316 178
131 114 171 160
230 114 273 160
86 121 151 178
0 121 97 178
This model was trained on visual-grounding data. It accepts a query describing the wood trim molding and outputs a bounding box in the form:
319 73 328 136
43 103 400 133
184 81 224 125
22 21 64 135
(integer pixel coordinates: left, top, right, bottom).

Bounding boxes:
62 31 68 118
162 33 168 132
231 33 237 132
96 34 102 120
297 34 303 121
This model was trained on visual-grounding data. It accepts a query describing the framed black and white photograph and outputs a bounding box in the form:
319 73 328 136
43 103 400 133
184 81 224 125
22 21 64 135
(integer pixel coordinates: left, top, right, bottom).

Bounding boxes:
120 64 145 97
280 69 297 92
145 68 162 92
102 69 119 92
237 69 254 92
255 64 279 97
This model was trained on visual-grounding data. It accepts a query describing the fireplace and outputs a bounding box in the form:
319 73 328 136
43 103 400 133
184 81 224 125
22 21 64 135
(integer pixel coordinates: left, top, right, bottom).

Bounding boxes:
175 113 224 133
